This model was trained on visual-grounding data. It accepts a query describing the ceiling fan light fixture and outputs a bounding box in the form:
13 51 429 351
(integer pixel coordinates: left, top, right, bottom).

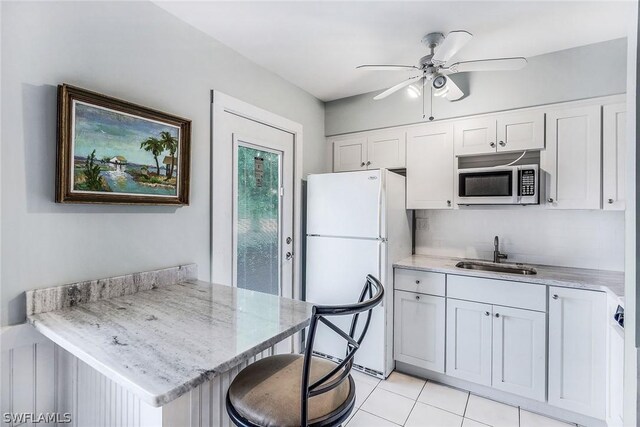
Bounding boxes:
407 83 421 98
434 85 450 98
432 75 447 90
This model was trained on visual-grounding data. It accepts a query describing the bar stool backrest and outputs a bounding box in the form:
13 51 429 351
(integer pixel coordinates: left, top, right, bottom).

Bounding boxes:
300 274 384 426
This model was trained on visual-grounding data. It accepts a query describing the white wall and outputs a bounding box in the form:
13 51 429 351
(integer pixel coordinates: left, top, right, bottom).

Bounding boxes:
325 38 627 136
415 209 625 271
0 1 326 326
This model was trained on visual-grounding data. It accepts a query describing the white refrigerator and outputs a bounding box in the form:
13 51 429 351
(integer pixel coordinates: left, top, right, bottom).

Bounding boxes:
305 169 412 378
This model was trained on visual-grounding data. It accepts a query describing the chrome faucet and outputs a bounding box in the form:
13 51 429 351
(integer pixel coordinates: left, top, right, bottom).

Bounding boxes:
493 236 508 263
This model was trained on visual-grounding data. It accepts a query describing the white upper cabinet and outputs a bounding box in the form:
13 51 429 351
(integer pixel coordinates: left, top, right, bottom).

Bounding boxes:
331 129 405 172
542 105 602 209
496 111 545 153
548 287 607 419
332 136 367 172
394 290 445 373
602 103 626 211
367 129 406 170
454 116 497 156
491 306 546 401
454 111 544 156
406 123 454 209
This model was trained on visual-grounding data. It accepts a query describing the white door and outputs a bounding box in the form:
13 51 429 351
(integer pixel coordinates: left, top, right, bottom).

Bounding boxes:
542 105 601 209
305 236 384 374
232 134 294 299
307 170 381 239
491 306 546 401
548 287 607 419
367 129 406 169
496 111 545 153
453 116 497 156
446 299 493 386
406 123 454 209
602 103 626 210
394 291 445 372
333 136 367 172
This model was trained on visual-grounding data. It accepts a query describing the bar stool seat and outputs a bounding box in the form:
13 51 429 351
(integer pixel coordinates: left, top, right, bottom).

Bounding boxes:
227 354 354 427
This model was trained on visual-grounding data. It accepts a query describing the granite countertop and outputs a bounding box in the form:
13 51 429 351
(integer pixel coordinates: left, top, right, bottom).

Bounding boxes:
27 280 313 407
394 255 625 300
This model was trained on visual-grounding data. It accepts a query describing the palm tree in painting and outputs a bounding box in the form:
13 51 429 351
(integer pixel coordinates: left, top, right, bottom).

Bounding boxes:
140 137 164 175
159 131 178 179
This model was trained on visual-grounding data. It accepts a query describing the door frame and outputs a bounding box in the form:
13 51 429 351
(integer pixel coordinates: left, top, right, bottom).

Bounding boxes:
211 91 304 302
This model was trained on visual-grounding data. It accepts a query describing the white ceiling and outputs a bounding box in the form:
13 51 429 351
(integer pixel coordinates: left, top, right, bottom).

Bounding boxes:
156 1 633 101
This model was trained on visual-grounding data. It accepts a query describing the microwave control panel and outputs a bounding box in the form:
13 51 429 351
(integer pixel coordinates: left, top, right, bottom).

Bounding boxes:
519 169 536 196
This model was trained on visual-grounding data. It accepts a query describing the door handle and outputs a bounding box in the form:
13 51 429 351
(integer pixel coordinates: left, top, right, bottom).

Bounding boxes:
499 140 506 147
489 142 496 148
285 252 293 260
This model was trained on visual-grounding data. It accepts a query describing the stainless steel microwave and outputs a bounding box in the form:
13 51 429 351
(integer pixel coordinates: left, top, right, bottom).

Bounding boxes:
457 164 539 205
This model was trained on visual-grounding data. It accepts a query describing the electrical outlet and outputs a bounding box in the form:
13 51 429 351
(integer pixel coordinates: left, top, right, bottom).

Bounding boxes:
416 218 429 231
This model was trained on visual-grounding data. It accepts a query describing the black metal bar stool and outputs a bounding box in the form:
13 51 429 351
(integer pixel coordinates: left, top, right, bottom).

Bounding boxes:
226 274 384 427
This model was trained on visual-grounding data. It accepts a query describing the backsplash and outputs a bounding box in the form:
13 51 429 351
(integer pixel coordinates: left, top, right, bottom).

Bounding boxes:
414 209 625 271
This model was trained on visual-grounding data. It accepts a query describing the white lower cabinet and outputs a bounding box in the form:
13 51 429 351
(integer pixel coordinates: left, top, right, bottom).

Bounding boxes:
491 306 546 401
548 286 607 419
394 290 445 373
445 299 546 401
394 267 617 423
445 299 493 386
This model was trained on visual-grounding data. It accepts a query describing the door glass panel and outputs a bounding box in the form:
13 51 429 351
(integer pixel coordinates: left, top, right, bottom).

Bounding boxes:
236 145 281 295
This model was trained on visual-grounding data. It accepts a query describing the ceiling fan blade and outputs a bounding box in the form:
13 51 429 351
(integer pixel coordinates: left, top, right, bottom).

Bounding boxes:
373 76 421 100
444 78 464 101
357 64 419 71
448 57 527 73
432 30 473 65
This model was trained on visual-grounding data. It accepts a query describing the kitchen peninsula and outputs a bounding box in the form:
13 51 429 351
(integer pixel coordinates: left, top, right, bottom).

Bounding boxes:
25 264 313 426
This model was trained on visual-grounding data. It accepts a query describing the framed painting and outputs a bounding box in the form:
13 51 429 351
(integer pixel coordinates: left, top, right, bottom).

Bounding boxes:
56 84 191 205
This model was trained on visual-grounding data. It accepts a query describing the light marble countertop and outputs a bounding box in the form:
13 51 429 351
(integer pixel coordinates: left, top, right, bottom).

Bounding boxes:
27 280 313 407
395 255 625 300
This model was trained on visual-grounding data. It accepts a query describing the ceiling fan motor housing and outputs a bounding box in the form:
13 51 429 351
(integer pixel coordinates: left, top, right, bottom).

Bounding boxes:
421 32 445 49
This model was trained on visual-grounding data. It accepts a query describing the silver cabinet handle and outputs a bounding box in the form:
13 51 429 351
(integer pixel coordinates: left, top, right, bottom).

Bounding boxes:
608 198 614 204
552 294 559 300
415 295 420 300
484 311 490 316
360 162 365 167
499 140 506 147
446 200 451 206
489 142 496 148
366 161 371 166
495 313 500 318
415 280 420 284
547 198 554 203
285 252 293 260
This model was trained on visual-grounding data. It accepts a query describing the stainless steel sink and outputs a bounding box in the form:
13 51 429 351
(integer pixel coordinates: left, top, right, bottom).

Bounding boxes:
455 261 537 275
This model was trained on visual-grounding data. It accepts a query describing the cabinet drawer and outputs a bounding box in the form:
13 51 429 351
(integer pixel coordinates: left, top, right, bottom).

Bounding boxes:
447 275 546 312
394 269 445 296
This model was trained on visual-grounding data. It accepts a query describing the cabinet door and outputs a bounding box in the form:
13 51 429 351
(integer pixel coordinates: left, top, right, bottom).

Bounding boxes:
491 306 546 401
542 105 601 209
367 129 406 169
603 103 626 211
496 111 545 152
548 287 607 419
406 123 454 209
394 291 445 372
453 116 497 156
446 299 493 385
332 136 367 172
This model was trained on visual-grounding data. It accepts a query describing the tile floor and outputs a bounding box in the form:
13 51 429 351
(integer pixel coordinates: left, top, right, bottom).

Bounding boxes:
345 371 577 427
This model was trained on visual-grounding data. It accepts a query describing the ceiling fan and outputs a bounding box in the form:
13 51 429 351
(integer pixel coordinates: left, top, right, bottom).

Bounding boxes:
357 31 527 105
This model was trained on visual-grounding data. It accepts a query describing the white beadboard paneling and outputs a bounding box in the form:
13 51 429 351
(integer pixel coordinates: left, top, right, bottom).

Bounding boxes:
415 209 625 271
